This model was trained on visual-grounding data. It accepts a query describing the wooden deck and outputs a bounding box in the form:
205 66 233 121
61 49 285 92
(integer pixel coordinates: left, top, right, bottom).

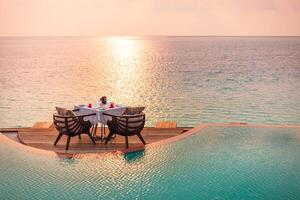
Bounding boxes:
15 127 191 154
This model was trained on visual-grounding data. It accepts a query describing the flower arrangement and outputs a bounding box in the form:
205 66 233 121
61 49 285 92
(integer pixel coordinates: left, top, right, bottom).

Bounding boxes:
109 102 115 108
100 96 107 104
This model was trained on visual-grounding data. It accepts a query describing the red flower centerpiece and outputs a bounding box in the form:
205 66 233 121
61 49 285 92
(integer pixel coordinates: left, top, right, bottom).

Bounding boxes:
100 96 107 105
109 102 115 108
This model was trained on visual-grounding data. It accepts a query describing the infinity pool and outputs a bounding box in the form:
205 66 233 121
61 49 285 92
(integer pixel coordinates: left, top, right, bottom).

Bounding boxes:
0 126 299 199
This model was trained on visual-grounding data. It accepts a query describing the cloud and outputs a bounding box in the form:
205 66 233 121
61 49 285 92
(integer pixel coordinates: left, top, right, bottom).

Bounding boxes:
232 0 277 10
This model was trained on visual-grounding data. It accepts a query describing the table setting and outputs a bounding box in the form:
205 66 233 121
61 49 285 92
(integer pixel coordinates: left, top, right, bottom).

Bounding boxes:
74 96 127 141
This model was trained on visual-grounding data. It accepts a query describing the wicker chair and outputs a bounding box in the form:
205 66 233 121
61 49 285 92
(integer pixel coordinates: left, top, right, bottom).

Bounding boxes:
103 113 146 149
53 113 96 150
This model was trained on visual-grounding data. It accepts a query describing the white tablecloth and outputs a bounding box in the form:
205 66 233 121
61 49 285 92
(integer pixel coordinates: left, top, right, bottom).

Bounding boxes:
74 104 126 125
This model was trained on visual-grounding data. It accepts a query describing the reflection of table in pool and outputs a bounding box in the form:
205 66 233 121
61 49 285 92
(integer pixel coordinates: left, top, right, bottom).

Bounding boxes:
74 104 126 141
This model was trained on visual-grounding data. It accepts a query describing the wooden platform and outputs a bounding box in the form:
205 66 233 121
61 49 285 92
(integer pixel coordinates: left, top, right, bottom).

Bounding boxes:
155 121 177 128
16 127 191 154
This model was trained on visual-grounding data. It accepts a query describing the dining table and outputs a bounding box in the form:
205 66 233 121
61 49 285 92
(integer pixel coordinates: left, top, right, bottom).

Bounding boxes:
74 103 126 141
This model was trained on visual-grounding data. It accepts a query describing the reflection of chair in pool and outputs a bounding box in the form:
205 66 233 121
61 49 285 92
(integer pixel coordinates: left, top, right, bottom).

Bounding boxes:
53 113 96 150
124 150 145 162
103 113 146 149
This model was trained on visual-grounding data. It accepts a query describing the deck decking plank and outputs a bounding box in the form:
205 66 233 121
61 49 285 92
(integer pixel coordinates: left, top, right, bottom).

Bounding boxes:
17 127 191 154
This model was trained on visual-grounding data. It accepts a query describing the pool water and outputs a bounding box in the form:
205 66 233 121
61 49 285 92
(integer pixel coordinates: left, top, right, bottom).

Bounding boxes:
0 126 300 199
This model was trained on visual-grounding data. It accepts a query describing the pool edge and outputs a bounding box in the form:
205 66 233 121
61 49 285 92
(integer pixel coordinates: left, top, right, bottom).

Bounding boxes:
1 123 299 159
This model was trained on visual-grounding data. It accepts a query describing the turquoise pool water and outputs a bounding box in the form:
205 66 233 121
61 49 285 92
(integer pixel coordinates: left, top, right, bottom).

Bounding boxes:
0 126 299 199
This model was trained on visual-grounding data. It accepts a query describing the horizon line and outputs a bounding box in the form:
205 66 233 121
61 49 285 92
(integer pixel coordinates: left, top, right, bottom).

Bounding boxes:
0 35 300 38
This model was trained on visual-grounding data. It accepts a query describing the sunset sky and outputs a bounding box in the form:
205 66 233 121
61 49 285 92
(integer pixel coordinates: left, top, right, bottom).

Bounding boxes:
0 0 299 36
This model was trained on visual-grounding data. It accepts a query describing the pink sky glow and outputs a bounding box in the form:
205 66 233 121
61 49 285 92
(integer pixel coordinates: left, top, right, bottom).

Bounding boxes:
0 0 299 36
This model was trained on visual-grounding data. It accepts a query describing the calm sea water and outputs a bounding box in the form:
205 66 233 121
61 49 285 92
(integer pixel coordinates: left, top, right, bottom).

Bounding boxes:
0 37 299 127
0 127 299 199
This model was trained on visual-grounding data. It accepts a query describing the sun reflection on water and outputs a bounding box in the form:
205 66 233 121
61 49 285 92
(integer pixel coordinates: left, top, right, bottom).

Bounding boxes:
103 37 146 106
1 37 299 128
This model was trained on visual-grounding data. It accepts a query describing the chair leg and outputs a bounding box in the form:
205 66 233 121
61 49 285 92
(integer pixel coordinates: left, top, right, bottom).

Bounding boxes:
105 132 114 144
125 135 129 149
137 133 146 145
87 132 96 144
65 136 71 150
54 133 63 146
78 134 81 140
90 125 94 137
93 124 98 138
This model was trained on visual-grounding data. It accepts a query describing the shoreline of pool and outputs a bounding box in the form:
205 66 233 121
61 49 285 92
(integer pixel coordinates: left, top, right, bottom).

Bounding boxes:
0 123 299 159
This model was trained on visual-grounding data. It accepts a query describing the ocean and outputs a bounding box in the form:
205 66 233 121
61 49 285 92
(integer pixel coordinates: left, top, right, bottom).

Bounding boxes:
0 36 299 127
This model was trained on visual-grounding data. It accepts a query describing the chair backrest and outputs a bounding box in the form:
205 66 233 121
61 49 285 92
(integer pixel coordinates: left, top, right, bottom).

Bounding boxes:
53 114 87 136
109 113 145 136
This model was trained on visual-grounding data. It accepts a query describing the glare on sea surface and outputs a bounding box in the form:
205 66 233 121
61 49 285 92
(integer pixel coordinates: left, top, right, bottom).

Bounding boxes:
101 37 147 106
107 37 139 60
1 37 299 127
105 37 141 75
